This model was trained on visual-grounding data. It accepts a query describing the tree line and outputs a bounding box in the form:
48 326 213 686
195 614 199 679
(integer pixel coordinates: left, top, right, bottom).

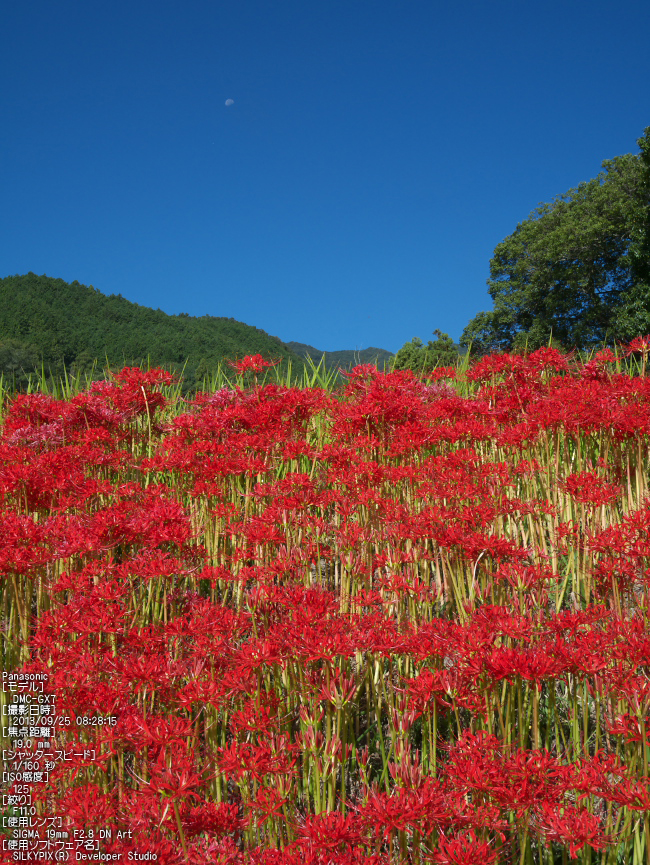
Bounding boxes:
0 273 301 390
2 126 649 384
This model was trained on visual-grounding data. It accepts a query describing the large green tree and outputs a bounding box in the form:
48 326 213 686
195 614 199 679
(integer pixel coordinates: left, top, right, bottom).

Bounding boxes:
618 126 650 338
461 128 650 353
393 329 459 373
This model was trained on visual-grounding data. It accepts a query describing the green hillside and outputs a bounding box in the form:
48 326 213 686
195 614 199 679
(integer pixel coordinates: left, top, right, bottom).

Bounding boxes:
286 341 394 372
0 273 302 388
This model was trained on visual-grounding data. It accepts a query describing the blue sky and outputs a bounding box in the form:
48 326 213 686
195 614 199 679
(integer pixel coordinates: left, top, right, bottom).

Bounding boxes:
2 1 649 355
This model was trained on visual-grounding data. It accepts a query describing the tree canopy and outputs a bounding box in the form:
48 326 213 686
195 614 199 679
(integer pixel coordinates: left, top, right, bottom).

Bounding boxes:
461 127 650 354
621 126 650 337
393 330 460 373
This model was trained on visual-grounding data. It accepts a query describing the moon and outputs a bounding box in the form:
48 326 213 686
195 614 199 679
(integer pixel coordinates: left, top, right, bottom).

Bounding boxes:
225 99 234 106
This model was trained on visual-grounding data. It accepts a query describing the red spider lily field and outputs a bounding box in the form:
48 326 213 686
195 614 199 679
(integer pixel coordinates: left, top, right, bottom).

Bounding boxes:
3 346 650 865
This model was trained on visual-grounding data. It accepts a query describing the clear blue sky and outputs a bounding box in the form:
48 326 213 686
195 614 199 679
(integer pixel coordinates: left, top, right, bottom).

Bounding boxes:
2 1 649 355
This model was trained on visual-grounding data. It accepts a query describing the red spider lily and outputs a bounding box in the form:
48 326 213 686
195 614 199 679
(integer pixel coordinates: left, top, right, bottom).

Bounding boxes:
355 779 450 840
561 471 622 506
441 730 511 801
179 801 242 837
388 741 422 788
199 837 245 863
229 693 283 736
425 366 457 382
483 644 566 685
592 347 617 365
0 509 58 573
525 346 572 373
216 738 298 782
582 348 618 380
227 354 281 374
52 784 119 829
339 363 381 383
603 773 650 810
623 335 650 357
561 749 650 812
430 829 501 865
8 348 650 860
250 786 289 827
605 712 650 746
293 811 365 853
142 761 209 816
319 667 359 709
110 367 175 388
466 352 528 383
498 748 569 817
93 708 193 756
494 561 556 594
532 801 613 858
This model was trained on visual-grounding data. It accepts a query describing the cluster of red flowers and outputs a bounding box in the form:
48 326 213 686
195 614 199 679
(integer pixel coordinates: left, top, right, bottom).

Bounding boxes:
2 347 650 863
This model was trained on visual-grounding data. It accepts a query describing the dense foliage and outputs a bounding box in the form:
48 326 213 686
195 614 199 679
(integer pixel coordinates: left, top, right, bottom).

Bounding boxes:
392 330 460 373
461 127 650 354
624 127 650 334
3 348 650 863
0 273 303 389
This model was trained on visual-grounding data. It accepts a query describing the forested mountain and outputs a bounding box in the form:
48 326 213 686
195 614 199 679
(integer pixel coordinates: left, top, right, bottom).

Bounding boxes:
286 341 394 371
0 273 301 389
0 274 395 389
